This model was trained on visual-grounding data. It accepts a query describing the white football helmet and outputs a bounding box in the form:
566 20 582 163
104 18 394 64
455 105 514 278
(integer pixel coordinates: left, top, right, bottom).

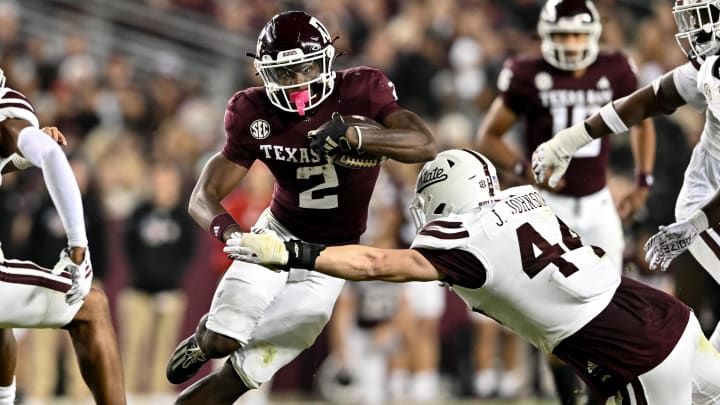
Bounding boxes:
409 149 500 230
673 0 720 60
537 0 602 71
253 11 336 116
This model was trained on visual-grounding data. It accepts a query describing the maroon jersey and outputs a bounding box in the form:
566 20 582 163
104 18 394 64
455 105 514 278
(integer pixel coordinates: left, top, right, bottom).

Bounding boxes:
500 51 638 196
222 66 402 244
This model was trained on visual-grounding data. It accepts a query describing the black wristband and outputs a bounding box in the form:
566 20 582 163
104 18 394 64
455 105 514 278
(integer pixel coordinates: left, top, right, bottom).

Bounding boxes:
284 240 326 270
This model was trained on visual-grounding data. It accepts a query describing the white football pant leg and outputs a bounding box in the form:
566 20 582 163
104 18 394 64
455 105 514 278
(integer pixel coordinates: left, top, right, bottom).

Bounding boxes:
620 314 699 404
231 269 345 388
691 319 720 405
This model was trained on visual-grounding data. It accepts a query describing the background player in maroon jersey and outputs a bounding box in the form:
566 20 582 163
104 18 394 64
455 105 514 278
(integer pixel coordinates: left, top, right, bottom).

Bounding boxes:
165 10 435 404
474 0 656 403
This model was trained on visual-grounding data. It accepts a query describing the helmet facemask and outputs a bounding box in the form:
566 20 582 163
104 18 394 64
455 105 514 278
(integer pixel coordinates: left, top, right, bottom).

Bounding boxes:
673 0 720 60
409 149 501 231
254 46 336 116
538 0 602 71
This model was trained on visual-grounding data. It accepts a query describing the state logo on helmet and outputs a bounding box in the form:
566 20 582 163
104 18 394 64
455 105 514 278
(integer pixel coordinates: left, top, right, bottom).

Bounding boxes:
252 11 336 116
409 149 500 230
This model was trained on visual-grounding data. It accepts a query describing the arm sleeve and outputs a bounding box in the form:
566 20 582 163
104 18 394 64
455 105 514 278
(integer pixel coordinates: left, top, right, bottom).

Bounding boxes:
16 126 87 247
414 247 487 289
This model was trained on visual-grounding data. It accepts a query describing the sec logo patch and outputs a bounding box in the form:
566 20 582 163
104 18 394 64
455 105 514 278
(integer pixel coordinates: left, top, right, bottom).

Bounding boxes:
250 119 271 139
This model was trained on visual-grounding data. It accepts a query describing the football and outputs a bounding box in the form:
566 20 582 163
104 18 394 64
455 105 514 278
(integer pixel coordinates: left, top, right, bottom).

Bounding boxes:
315 115 386 169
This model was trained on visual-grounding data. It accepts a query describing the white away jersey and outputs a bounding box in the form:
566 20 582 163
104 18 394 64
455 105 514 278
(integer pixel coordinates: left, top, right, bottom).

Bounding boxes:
0 87 40 187
411 185 620 353
669 58 720 159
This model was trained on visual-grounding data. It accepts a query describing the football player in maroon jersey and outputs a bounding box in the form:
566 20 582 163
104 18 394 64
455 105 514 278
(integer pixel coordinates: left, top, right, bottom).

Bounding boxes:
475 0 655 403
165 11 435 404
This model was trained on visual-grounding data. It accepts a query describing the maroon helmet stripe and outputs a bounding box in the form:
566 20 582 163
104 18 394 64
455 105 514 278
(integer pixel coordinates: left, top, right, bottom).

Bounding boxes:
426 220 464 229
0 262 71 293
0 102 34 112
462 149 495 197
419 228 469 239
4 90 29 100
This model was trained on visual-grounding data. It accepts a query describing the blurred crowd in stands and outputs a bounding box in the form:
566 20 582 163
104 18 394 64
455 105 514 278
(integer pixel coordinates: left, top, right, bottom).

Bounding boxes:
0 0 716 404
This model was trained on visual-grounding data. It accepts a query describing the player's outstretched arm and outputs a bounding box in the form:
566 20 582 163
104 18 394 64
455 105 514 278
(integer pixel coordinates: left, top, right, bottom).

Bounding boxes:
11 122 87 249
532 73 685 187
358 109 436 163
224 232 442 282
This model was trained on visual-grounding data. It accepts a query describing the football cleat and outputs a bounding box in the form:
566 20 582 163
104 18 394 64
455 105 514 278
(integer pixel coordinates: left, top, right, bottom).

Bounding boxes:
166 334 208 384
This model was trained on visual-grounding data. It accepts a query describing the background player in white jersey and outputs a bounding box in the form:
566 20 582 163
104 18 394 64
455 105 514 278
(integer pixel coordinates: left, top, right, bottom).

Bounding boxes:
165 11 436 405
0 70 125 404
227 148 720 405
475 1 655 401
530 0 720 353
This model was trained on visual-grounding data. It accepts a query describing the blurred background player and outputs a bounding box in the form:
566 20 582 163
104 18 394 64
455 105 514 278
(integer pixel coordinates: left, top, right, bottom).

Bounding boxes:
320 280 411 405
475 0 655 403
119 159 196 402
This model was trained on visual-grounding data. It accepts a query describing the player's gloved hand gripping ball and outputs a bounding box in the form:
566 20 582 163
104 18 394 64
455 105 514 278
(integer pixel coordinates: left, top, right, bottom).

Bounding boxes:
309 112 386 169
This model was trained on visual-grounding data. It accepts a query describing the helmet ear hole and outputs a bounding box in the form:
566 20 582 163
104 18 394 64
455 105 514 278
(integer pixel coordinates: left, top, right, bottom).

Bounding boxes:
433 203 446 216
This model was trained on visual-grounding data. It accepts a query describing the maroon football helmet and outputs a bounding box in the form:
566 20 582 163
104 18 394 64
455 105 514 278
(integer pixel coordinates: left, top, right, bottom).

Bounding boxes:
537 0 602 71
254 11 336 116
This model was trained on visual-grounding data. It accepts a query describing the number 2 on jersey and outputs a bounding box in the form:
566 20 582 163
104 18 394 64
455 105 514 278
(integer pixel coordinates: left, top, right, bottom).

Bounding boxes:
297 163 339 209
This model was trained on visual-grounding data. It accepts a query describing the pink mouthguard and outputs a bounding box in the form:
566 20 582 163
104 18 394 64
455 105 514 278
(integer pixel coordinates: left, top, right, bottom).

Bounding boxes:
289 90 310 116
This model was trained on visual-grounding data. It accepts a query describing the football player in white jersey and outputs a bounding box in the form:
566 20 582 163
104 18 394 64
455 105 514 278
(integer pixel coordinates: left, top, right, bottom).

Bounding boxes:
226 149 720 405
530 0 720 352
0 70 125 404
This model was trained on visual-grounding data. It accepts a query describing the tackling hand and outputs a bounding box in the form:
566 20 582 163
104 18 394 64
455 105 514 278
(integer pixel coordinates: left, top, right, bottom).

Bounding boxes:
309 112 354 158
224 230 326 271
53 247 93 305
223 231 289 269
644 210 709 271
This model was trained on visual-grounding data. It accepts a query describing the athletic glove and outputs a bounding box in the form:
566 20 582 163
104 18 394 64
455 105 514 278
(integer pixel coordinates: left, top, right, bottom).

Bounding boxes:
644 210 709 271
53 247 93 306
309 112 353 158
531 123 593 188
223 231 325 271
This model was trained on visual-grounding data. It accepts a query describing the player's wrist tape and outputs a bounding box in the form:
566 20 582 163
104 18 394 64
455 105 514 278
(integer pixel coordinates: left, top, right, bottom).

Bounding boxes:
599 102 629 134
551 123 593 155
354 126 363 151
210 213 238 242
283 240 326 270
635 172 654 188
